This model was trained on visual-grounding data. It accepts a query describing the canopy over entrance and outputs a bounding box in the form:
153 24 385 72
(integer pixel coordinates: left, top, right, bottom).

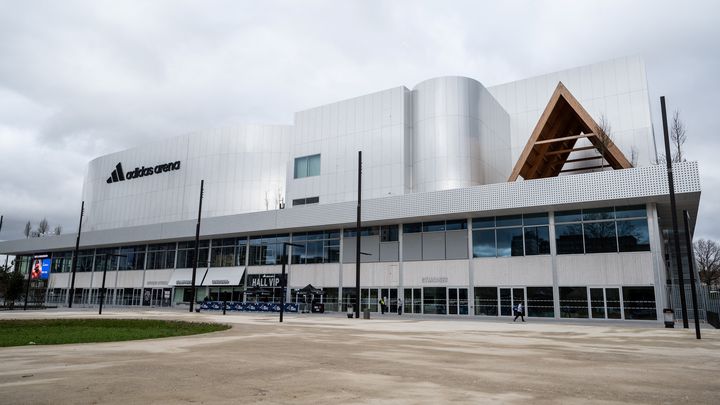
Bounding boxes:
509 82 632 181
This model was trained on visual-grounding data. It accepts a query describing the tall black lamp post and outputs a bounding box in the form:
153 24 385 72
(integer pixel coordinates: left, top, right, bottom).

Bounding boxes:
98 253 126 315
279 242 303 323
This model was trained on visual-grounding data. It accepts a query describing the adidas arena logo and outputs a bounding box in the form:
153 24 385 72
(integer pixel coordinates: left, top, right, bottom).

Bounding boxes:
106 161 182 184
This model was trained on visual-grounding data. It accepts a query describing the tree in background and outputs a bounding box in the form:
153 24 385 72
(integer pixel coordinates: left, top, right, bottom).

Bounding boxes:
671 110 687 163
694 239 720 289
24 221 31 238
594 114 613 170
37 218 49 236
53 225 62 235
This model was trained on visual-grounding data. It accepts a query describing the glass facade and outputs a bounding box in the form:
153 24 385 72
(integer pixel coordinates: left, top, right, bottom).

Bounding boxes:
555 205 649 255
210 238 247 267
146 243 176 269
291 230 340 264
559 287 589 318
118 245 146 270
176 240 210 268
472 213 550 257
249 234 289 265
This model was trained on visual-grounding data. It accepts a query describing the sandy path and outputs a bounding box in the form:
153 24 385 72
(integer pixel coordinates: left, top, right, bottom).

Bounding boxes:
0 310 718 404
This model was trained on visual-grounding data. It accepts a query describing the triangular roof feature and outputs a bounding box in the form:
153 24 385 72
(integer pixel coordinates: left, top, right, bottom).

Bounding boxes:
508 82 632 181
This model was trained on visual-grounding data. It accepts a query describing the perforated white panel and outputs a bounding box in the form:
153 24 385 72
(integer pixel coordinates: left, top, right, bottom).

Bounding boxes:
0 162 701 254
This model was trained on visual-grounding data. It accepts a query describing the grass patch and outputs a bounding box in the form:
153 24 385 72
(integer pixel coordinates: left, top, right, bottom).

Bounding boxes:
0 319 230 347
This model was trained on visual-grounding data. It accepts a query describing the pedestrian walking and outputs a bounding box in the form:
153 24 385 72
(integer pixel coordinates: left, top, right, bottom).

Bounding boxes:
513 302 525 322
397 297 403 315
380 297 386 314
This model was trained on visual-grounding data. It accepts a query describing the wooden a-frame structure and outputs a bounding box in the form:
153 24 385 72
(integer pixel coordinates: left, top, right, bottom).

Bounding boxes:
508 82 632 181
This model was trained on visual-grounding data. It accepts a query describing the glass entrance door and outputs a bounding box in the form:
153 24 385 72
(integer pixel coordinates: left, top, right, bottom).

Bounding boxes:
404 288 422 314
590 287 622 319
499 287 526 316
447 288 469 315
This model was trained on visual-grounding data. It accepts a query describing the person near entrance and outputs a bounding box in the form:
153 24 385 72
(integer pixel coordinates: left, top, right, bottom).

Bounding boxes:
380 297 386 314
397 297 403 315
513 302 525 322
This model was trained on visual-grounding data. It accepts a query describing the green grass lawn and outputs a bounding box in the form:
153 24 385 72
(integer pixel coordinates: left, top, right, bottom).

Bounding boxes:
0 319 230 347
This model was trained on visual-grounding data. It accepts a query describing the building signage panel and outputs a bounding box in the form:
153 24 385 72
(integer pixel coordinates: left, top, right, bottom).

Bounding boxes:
31 258 51 280
247 274 281 288
106 161 181 184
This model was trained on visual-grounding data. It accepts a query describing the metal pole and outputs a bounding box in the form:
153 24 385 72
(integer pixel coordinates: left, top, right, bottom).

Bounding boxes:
189 180 204 313
661 96 688 328
279 242 301 323
99 256 109 315
682 210 701 339
23 258 34 310
280 245 287 323
68 201 84 308
355 151 362 319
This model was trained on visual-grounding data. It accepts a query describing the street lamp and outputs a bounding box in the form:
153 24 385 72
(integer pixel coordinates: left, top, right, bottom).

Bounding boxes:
279 242 303 323
99 252 126 315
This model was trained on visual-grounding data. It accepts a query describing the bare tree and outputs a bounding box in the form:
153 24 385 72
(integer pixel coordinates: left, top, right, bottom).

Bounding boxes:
594 114 613 170
630 146 639 167
37 218 49 236
24 221 31 239
694 239 720 288
670 110 687 163
53 225 62 235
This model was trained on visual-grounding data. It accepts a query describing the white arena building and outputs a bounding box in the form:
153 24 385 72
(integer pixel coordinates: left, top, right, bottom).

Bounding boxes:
0 56 702 322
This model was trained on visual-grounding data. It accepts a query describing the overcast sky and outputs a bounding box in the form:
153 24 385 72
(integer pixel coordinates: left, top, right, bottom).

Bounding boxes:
1 0 719 248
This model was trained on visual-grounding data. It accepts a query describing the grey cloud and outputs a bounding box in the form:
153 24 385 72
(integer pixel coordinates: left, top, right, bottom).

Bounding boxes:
0 0 718 243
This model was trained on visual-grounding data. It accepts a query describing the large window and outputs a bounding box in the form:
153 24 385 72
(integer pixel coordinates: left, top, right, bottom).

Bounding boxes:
208 238 246 267
118 245 146 270
176 241 210 268
294 154 321 178
146 243 176 269
622 286 657 320
77 250 94 272
527 287 554 317
249 234 289 265
474 287 498 316
472 213 550 257
380 225 399 242
291 230 340 264
559 287 589 318
555 205 649 255
423 287 446 315
94 248 119 272
51 251 73 273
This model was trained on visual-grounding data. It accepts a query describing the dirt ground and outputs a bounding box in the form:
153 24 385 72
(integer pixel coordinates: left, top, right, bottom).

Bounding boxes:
0 310 718 404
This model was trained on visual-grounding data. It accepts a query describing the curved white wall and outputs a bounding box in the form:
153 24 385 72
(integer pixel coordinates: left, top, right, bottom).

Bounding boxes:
411 76 510 193
82 124 292 231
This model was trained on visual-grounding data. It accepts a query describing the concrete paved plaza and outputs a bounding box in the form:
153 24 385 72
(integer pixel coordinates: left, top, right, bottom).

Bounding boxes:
0 309 718 404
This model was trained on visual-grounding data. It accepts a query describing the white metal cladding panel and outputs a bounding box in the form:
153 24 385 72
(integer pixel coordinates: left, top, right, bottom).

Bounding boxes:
82 124 292 231
472 256 554 286
488 56 656 168
556 252 654 285
116 270 146 288
143 269 173 287
402 260 468 286
287 86 409 205
0 162 700 254
289 264 339 287
341 262 399 287
411 77 511 192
